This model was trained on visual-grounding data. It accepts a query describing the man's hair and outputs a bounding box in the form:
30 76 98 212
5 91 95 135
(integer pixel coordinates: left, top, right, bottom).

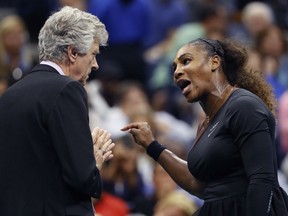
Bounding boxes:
38 6 108 62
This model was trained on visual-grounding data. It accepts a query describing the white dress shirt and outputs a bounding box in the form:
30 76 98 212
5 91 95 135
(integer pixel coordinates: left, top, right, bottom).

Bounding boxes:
40 61 65 76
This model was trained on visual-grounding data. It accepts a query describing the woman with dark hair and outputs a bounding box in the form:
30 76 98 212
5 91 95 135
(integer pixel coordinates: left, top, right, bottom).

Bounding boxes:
121 38 288 215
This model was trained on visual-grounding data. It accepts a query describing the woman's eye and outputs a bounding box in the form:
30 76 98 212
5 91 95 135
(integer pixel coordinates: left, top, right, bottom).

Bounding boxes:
183 58 191 65
172 64 176 72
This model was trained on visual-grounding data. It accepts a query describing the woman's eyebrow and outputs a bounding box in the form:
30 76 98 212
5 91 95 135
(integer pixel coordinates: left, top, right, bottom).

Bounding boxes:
177 53 192 61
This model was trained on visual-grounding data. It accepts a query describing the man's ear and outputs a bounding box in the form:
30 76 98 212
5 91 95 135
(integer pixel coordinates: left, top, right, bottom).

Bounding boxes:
67 46 77 62
211 55 221 72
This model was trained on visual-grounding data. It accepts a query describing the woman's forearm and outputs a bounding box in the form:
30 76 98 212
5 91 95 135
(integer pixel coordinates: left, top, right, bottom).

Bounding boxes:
157 148 205 197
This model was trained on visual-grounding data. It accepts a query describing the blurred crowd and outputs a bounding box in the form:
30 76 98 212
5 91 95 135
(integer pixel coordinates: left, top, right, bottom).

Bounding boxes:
1 0 288 215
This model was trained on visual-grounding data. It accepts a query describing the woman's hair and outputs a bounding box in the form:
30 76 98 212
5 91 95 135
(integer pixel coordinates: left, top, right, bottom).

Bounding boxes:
38 6 108 62
188 38 277 115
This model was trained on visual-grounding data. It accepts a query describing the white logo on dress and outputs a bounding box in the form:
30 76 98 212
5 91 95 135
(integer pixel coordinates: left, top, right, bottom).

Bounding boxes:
208 121 219 137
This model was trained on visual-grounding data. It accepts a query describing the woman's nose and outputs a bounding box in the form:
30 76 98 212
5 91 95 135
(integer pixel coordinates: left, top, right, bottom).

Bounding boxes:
174 67 183 80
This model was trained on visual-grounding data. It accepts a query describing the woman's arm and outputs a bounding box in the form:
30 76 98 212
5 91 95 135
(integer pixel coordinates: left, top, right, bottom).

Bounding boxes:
121 122 205 197
240 130 276 216
228 94 277 216
157 148 205 197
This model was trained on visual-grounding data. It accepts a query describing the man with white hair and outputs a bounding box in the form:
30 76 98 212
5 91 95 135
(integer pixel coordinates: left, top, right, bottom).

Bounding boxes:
0 6 115 216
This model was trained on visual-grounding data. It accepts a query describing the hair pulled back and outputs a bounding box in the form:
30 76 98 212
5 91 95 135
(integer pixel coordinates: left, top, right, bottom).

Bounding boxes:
189 38 277 115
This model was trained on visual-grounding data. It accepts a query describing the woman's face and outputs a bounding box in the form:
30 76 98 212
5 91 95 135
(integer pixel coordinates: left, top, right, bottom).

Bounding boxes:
173 44 213 103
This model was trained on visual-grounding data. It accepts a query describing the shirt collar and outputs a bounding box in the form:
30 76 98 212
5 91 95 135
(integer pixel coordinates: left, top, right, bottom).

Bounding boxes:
40 61 65 76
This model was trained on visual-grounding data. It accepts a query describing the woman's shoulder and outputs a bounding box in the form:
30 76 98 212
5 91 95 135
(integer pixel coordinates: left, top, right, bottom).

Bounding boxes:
224 88 273 119
230 88 256 98
228 88 264 108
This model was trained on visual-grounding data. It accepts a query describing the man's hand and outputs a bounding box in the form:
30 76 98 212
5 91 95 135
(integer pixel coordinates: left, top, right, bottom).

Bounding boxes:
92 127 115 170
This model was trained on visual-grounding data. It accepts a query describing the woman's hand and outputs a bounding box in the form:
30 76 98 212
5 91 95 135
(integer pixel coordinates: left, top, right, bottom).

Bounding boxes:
121 122 155 149
92 127 115 170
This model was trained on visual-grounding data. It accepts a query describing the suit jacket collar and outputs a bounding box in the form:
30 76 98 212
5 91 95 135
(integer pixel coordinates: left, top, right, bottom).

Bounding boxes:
30 64 61 75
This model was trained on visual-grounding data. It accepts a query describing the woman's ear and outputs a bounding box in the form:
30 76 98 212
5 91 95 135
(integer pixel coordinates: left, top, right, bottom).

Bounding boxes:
211 55 221 72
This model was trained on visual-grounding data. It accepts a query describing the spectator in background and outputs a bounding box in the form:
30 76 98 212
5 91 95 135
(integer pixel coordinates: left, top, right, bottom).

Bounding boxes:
143 0 189 90
99 134 147 213
134 163 202 215
238 0 288 31
14 0 57 44
153 190 198 216
0 14 37 86
255 24 288 90
144 0 189 49
133 162 182 215
247 24 288 100
58 0 87 11
87 0 110 20
87 0 149 86
240 1 274 46
86 60 124 110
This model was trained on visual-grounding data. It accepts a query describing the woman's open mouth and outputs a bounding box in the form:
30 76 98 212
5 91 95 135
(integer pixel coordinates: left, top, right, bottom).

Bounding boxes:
176 79 191 96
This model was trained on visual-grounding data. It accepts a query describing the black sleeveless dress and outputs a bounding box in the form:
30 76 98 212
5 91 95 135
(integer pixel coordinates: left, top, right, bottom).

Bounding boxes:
188 89 288 215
